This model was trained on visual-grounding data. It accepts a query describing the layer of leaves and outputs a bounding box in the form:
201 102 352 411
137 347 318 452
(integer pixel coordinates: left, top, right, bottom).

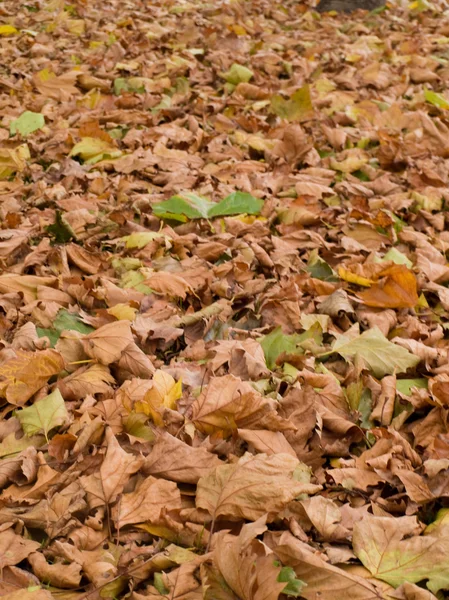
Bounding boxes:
1 0 449 598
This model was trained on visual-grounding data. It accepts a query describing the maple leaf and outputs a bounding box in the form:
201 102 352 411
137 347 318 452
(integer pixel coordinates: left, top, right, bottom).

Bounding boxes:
353 515 449 593
213 516 287 600
113 475 182 527
0 350 65 405
16 389 69 441
82 320 134 365
196 452 321 521
191 375 294 437
135 370 182 426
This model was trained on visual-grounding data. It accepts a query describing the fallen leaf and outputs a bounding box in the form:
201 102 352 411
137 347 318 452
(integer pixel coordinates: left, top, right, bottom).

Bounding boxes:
0 350 65 405
16 389 69 441
332 327 420 377
353 514 449 594
196 452 321 521
82 320 133 365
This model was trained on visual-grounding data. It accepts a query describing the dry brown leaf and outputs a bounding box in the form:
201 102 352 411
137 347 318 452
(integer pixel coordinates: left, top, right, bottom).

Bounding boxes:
113 475 182 527
82 320 134 365
275 532 384 599
143 432 223 484
196 452 321 521
0 528 40 569
191 375 294 437
145 271 193 300
214 516 286 600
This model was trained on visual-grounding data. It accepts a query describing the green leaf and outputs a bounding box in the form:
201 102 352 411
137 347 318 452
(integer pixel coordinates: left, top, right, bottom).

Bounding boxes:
270 85 313 122
424 89 449 109
382 247 413 268
396 378 428 396
69 137 122 165
221 63 253 85
260 326 323 370
208 192 263 217
152 192 213 220
152 191 263 221
120 270 153 294
276 564 306 597
16 389 69 441
113 77 128 95
332 327 420 378
45 210 75 243
353 514 449 594
153 573 169 596
37 309 94 346
306 250 337 281
10 111 45 137
124 412 155 442
261 328 304 370
121 231 169 249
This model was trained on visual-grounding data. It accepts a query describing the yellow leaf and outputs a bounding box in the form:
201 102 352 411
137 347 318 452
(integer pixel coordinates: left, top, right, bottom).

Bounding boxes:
0 24 18 36
107 304 138 321
338 267 374 288
0 144 30 179
135 370 182 426
0 349 65 405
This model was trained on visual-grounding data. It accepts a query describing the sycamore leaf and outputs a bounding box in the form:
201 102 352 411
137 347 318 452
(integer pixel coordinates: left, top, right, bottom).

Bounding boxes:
270 85 313 122
135 370 182 426
0 144 30 179
82 320 133 365
260 325 322 370
0 349 65 405
214 517 286 600
0 528 40 569
121 231 169 249
10 112 45 137
424 89 449 110
196 452 321 521
276 534 384 600
277 565 306 597
37 308 94 346
0 24 18 36
2 589 54 600
152 191 263 221
45 210 75 243
143 431 222 483
16 389 69 441
107 303 138 320
190 374 293 437
221 63 254 85
208 192 263 217
353 515 449 594
69 136 122 164
112 475 181 527
332 327 420 377
153 192 213 220
358 264 419 308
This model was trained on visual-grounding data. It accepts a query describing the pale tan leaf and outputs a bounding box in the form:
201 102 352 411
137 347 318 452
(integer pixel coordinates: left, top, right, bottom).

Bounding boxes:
82 320 133 365
113 475 181 527
196 452 321 521
143 432 223 484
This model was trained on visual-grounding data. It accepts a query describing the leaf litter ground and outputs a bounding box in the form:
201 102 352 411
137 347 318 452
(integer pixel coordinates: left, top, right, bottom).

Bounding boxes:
1 0 449 598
